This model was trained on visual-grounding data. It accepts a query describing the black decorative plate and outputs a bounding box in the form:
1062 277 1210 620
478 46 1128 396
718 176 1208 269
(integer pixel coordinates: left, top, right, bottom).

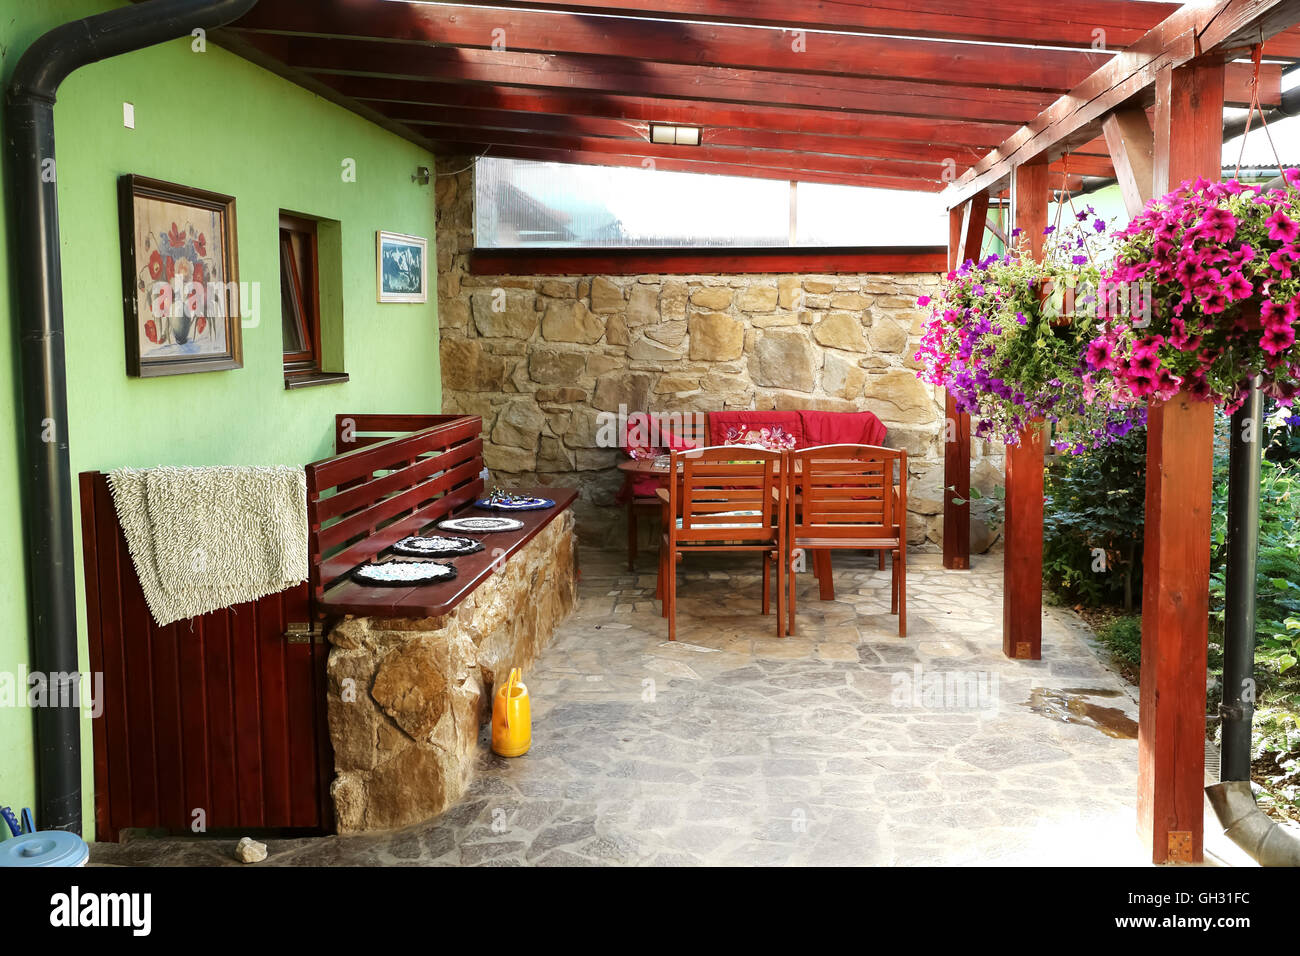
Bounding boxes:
352 560 457 587
392 534 485 558
436 515 525 534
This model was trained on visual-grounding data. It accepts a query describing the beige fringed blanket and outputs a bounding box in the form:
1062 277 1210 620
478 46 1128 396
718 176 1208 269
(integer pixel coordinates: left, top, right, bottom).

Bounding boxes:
107 466 309 627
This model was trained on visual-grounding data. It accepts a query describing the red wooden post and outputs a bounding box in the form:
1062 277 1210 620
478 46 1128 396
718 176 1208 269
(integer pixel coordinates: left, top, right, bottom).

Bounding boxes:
943 391 971 570
1137 59 1223 865
942 195 987 571
1001 160 1048 659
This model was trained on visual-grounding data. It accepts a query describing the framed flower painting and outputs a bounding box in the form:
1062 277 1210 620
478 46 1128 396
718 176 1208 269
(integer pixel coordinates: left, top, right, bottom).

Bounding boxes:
118 175 242 377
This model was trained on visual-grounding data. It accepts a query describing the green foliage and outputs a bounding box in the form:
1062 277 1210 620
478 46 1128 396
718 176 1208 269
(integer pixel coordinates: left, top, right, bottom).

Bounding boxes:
1042 426 1147 609
1252 708 1300 818
1094 613 1143 678
1209 413 1300 687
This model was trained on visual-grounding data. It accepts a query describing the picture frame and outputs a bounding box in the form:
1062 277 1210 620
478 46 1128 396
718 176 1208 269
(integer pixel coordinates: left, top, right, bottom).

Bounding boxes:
376 230 428 303
118 174 242 377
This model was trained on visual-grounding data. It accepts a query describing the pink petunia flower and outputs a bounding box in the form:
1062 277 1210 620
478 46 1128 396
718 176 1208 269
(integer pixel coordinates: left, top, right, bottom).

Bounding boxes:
1267 209 1300 243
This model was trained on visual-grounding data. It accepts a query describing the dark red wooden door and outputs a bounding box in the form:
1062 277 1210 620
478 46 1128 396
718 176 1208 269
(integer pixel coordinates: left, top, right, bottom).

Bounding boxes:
78 472 333 842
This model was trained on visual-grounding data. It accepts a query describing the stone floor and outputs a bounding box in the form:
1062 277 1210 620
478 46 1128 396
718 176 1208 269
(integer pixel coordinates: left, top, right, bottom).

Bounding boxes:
93 547 1186 867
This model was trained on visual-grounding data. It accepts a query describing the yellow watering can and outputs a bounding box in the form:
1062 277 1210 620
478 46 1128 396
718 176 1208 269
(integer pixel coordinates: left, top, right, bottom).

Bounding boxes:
491 668 531 757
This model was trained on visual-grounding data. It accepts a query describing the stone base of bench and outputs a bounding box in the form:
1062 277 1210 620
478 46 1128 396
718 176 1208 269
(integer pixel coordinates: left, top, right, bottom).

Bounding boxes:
325 511 577 833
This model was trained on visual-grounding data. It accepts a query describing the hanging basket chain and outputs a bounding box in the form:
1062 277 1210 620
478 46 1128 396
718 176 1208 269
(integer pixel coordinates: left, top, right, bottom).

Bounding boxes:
1235 41 1284 180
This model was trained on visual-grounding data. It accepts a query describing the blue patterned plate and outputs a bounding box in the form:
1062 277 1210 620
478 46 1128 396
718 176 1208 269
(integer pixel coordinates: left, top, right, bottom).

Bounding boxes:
474 495 555 511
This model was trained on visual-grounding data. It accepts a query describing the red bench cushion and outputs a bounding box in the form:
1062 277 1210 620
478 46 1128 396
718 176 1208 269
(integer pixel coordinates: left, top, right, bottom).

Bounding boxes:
798 410 887 448
707 410 804 449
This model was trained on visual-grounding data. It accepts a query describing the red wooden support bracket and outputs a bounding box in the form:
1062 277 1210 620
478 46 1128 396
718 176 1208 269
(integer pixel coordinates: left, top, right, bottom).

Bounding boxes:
1137 58 1223 865
1102 108 1155 217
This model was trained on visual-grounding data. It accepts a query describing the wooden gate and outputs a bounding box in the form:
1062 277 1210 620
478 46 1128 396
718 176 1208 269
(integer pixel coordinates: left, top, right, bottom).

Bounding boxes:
78 472 333 841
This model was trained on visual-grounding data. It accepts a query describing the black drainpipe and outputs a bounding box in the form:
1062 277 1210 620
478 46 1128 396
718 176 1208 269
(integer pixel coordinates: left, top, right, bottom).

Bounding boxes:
4 0 258 834
1220 378 1263 781
1205 379 1300 865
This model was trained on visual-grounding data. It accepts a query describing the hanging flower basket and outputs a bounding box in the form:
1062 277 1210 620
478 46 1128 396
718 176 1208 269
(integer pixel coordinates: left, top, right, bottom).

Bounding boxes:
1085 173 1300 412
914 205 1145 450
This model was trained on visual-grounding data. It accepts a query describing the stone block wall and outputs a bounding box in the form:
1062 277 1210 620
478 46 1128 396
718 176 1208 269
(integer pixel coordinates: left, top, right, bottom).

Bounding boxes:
327 511 577 832
435 158 1004 552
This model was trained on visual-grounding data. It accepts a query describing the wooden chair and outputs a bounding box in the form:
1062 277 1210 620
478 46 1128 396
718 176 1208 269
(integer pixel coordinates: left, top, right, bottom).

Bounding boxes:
786 444 907 636
624 415 707 571
657 445 787 641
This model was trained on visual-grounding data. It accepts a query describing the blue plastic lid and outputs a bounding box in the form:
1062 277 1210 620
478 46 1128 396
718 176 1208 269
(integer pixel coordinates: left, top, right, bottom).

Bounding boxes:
1 830 89 867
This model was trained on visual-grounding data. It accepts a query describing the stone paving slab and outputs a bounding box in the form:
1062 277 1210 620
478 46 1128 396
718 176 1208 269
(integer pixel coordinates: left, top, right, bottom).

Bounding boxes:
92 548 1158 867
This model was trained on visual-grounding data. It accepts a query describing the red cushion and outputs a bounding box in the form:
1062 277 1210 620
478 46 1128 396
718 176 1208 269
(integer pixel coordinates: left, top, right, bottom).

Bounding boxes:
798 410 887 448
707 410 804 448
621 412 703 456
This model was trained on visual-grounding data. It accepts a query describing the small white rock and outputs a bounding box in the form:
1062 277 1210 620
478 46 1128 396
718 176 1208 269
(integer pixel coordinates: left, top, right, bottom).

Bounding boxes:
234 837 267 863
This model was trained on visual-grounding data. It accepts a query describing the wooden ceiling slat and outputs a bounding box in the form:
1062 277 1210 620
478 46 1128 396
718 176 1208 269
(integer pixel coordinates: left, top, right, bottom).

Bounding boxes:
422 124 953 182
438 141 948 190
369 0 1300 57
213 2 1296 193
321 75 1021 147
233 1 1113 93
383 102 988 165
260 35 1058 124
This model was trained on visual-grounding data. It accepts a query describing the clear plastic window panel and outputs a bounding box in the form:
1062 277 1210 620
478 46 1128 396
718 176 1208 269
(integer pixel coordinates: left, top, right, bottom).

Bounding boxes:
474 156 950 248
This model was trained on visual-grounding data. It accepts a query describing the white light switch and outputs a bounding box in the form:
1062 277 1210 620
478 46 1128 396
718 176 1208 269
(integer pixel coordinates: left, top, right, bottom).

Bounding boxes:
123 102 135 129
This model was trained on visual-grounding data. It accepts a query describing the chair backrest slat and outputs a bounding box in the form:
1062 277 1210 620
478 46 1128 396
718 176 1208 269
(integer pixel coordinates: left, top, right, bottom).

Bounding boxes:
670 445 784 543
790 443 907 541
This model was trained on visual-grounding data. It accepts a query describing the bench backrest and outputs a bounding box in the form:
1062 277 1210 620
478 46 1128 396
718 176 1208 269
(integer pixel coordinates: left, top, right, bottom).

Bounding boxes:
334 413 468 454
305 414 484 604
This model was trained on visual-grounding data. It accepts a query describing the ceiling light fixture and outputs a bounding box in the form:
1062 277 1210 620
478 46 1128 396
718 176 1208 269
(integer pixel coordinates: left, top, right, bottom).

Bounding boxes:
649 123 702 146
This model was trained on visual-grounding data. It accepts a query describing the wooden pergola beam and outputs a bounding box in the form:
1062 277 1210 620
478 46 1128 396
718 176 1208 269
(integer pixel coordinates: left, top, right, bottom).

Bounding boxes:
324 75 1022 147
945 0 1300 207
432 141 947 190
235 1 1115 93
389 103 989 167
420 124 959 183
255 35 1060 125
1102 108 1155 216
394 0 1300 55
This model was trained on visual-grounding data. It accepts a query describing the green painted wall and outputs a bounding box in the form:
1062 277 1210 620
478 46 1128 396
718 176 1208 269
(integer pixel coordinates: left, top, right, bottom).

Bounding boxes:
0 1 440 836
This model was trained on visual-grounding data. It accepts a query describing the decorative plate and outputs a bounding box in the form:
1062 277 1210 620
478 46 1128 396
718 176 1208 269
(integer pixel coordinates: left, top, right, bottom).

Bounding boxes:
392 534 485 558
436 515 525 534
474 493 555 511
352 560 457 587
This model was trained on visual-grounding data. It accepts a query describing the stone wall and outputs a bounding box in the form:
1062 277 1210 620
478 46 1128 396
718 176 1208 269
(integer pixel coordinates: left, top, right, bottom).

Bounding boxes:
326 511 577 832
435 158 1004 552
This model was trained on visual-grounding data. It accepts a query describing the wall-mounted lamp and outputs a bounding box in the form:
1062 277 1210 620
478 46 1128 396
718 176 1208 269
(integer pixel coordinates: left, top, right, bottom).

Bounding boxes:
412 165 431 185
649 123 702 146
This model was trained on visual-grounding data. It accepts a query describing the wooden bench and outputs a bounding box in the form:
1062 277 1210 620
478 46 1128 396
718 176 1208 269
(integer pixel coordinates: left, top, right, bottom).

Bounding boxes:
305 412 577 619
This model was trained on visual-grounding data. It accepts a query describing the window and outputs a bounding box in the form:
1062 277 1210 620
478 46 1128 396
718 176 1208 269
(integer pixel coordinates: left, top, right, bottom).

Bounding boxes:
280 213 321 376
473 157 948 249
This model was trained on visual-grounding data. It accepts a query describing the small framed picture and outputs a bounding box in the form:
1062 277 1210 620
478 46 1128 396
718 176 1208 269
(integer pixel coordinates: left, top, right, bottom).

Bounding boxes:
376 230 428 303
118 174 242 377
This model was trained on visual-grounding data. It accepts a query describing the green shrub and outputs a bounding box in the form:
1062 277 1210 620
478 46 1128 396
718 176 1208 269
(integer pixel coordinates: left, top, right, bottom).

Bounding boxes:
1094 613 1142 681
1042 426 1147 609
